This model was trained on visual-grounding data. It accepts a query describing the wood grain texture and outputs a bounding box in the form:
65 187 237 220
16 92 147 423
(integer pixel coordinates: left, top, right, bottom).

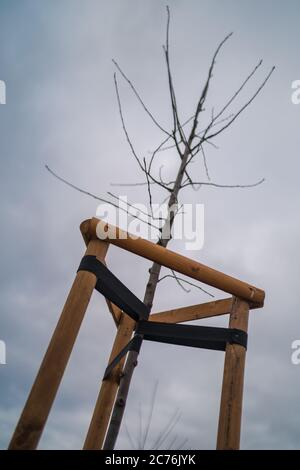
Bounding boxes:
216 297 249 450
8 240 108 450
83 313 135 450
81 218 265 307
149 298 234 324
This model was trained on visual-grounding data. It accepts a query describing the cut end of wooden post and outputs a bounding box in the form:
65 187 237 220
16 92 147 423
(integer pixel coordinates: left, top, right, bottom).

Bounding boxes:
80 218 99 246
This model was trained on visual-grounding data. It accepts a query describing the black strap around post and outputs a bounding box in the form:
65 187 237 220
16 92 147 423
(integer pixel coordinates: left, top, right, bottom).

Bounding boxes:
103 334 143 380
136 320 248 351
103 322 247 380
77 255 150 322
77 254 248 381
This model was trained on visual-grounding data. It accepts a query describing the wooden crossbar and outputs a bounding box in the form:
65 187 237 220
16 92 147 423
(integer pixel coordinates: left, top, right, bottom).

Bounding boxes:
149 297 259 324
80 218 265 307
150 298 233 323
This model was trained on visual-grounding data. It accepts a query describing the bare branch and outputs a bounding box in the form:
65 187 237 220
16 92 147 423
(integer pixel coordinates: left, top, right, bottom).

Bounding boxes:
148 134 172 175
148 114 196 156
115 73 173 193
107 191 164 223
158 270 214 297
138 402 143 450
145 114 194 186
168 435 178 450
205 66 275 141
200 144 211 181
180 177 265 190
151 409 181 450
196 112 235 136
169 270 191 293
171 32 233 175
113 59 170 136
163 6 188 146
124 422 137 450
141 380 159 449
116 175 265 192
111 180 158 187
177 438 189 450
45 165 161 231
143 157 155 219
192 32 233 125
114 72 144 172
205 139 219 150
205 59 263 132
190 61 272 158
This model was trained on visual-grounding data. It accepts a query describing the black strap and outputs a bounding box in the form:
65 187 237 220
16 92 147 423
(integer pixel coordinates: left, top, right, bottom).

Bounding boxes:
78 255 247 380
103 334 143 380
77 255 150 322
136 320 247 351
103 321 247 380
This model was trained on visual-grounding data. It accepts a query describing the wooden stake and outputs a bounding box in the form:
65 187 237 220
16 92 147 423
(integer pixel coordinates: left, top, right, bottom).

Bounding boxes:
8 239 108 450
216 297 249 450
83 313 135 450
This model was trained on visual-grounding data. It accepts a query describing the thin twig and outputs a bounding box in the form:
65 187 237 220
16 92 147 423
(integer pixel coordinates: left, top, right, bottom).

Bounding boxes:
115 176 265 191
205 66 276 141
158 272 214 297
151 409 181 450
125 422 137 450
180 177 265 190
138 402 143 450
113 59 170 136
205 59 263 134
107 191 164 222
141 380 159 449
45 165 161 231
163 6 187 147
114 72 173 193
200 144 211 181
114 73 144 171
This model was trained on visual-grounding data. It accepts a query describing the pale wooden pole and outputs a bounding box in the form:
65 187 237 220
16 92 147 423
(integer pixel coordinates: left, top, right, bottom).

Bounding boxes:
84 218 265 308
216 297 249 450
8 239 108 450
83 313 135 450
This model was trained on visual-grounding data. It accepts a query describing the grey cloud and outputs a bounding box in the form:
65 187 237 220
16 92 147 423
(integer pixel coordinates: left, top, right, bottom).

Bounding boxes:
1 0 300 449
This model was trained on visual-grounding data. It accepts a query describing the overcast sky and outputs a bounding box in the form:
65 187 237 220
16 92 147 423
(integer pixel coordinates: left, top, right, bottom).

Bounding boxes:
0 0 300 450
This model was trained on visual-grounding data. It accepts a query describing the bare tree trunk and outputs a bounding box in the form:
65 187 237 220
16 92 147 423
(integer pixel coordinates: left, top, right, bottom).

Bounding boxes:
103 142 192 449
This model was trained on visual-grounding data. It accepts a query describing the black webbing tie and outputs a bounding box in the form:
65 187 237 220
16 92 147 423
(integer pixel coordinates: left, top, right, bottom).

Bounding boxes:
77 255 150 322
77 255 248 381
136 320 248 352
103 322 247 380
103 334 143 380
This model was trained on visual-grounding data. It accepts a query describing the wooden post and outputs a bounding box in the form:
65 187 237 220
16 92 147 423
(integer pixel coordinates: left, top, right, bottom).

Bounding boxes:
8 239 108 450
83 313 135 450
216 297 249 450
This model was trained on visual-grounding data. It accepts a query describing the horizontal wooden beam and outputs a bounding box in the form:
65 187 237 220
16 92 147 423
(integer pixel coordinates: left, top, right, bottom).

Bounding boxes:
149 298 234 324
80 218 265 307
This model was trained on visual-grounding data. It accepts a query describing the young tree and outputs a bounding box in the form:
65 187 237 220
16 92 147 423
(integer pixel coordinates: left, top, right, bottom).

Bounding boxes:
47 6 274 449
